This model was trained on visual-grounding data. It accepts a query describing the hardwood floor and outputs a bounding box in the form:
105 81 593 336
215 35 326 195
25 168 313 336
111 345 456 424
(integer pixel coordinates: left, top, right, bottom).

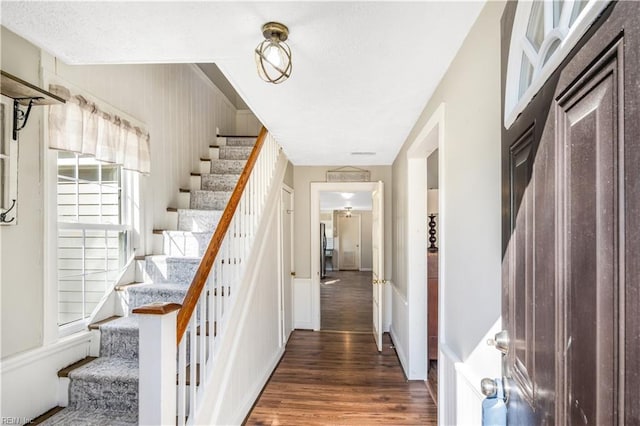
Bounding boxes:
321 271 372 332
245 331 437 425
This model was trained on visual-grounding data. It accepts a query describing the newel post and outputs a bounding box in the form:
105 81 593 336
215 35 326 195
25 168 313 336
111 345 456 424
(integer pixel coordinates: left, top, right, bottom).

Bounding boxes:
133 303 181 425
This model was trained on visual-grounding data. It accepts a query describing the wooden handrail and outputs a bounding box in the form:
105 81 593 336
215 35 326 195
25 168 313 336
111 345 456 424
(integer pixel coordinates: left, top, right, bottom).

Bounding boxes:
176 127 268 343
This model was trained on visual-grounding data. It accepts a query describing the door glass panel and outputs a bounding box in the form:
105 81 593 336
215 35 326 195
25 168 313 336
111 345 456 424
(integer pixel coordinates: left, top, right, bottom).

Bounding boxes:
526 1 545 51
543 38 562 65
519 53 534 98
570 0 588 26
553 0 565 27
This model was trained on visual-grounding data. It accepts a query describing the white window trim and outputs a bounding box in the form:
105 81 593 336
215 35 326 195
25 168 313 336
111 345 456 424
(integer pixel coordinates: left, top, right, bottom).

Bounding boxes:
504 0 611 128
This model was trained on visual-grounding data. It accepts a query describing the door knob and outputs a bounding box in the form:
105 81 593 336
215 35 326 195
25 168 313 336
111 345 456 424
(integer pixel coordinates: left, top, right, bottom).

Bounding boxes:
481 378 499 397
487 330 509 354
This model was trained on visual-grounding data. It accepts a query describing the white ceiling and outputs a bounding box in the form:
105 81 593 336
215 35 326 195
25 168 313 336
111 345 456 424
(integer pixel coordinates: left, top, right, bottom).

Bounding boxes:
320 191 372 211
1 1 484 165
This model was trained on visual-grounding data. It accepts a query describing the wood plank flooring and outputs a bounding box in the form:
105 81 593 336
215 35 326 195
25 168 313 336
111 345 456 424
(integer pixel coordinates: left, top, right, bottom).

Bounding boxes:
321 271 372 332
245 331 437 425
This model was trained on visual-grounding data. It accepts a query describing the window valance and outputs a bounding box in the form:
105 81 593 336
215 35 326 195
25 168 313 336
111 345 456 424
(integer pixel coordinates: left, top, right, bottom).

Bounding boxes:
48 84 150 174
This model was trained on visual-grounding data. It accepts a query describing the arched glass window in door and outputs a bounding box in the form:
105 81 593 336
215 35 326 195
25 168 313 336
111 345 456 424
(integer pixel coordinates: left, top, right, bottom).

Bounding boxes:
504 0 610 127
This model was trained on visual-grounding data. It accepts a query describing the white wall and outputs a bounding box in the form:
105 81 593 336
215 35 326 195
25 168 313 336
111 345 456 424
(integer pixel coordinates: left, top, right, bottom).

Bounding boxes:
390 0 505 417
0 26 46 360
235 110 262 136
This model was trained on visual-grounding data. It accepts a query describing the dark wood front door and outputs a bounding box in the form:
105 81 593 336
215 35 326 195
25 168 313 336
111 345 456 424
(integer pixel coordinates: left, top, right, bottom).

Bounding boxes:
501 2 640 424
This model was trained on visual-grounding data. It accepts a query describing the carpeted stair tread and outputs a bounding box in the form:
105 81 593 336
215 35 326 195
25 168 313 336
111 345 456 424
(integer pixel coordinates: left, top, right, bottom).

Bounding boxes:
68 357 138 382
38 407 137 426
88 315 121 330
58 357 98 378
127 282 190 312
67 358 138 414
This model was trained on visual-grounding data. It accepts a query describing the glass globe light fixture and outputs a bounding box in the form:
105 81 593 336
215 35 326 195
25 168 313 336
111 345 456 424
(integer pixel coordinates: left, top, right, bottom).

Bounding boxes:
255 22 292 84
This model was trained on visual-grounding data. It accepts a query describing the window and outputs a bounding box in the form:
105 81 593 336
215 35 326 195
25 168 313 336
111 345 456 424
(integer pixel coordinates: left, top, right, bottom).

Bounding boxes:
56 152 131 325
0 96 18 224
504 0 611 127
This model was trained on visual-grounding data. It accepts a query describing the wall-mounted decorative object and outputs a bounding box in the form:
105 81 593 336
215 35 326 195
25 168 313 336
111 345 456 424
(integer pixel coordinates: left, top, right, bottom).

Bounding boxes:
0 71 65 225
326 166 371 182
427 189 439 252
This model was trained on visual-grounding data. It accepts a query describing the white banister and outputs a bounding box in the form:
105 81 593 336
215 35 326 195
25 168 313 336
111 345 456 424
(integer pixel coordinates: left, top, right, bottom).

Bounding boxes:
139 130 282 425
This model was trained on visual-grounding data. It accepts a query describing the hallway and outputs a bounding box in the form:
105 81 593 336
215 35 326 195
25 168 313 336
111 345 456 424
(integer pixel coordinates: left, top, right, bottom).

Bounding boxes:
320 271 372 332
245 331 437 425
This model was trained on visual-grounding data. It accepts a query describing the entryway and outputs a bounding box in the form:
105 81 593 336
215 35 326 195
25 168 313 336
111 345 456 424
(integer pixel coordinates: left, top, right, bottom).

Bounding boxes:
321 271 372 332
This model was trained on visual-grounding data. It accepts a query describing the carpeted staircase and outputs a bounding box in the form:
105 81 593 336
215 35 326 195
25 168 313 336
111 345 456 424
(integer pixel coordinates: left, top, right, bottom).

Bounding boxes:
37 137 255 425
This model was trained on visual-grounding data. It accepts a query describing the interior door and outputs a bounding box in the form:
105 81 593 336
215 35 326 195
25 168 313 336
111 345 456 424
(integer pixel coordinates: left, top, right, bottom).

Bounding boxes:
499 2 639 424
338 214 360 270
372 181 384 352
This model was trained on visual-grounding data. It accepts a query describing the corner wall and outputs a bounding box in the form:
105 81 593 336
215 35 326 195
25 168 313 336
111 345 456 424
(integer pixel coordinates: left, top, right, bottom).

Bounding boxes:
390 0 505 418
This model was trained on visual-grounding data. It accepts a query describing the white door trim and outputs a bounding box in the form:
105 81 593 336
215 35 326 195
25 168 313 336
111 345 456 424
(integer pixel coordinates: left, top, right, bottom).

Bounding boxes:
406 103 445 396
310 181 379 331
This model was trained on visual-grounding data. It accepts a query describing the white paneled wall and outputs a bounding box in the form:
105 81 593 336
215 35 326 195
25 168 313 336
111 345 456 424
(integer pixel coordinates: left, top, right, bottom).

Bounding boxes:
235 110 262 136
440 343 484 425
46 60 239 251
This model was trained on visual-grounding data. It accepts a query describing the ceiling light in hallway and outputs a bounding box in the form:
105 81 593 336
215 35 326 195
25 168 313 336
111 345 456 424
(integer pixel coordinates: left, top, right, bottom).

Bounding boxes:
255 22 292 84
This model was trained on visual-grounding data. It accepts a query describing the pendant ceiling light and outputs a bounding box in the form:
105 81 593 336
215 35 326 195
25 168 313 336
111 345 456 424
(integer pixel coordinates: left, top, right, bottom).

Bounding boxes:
255 22 292 84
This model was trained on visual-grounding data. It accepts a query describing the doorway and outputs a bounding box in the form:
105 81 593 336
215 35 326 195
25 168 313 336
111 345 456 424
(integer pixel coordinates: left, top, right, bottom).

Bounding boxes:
309 181 384 337
405 103 443 397
319 191 372 332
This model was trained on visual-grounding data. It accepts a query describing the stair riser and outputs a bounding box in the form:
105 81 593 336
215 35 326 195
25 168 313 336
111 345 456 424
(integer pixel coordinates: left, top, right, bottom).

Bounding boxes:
163 232 213 257
144 258 199 286
190 191 231 210
177 209 223 232
101 327 139 360
225 137 255 147
219 146 253 160
201 174 240 191
210 160 245 174
68 378 138 414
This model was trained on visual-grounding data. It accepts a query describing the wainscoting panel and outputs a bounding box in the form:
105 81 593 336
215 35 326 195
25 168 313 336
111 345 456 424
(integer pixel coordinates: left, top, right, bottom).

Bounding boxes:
440 343 483 425
293 278 313 329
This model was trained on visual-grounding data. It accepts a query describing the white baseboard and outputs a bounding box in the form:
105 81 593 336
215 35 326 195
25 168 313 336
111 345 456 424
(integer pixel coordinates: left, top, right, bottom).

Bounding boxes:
231 346 285 425
389 325 408 375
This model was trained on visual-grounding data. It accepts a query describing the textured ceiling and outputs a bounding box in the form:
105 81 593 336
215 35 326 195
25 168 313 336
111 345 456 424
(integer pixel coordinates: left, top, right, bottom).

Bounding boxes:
1 1 484 165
